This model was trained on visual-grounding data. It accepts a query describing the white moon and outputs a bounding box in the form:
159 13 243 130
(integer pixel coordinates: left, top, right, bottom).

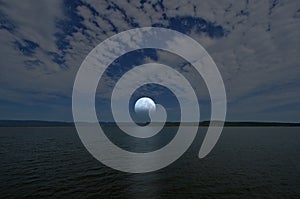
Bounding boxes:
134 97 156 113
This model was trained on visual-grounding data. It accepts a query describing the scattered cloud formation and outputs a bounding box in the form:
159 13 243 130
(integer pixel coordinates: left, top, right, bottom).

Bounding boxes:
0 0 299 122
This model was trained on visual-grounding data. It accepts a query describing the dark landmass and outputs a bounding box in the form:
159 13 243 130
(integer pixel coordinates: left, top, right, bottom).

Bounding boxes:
0 120 74 127
162 121 300 127
0 120 299 127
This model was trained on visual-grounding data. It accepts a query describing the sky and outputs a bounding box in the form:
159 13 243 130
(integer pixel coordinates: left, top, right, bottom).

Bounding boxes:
0 0 299 122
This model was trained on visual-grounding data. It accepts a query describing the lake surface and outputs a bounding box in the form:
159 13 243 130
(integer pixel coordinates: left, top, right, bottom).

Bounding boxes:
1 127 300 198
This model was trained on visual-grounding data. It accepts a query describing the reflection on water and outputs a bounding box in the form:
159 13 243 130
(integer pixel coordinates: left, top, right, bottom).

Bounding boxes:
1 127 300 198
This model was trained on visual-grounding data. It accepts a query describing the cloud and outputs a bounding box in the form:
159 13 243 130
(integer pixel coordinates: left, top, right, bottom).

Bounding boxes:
0 0 299 121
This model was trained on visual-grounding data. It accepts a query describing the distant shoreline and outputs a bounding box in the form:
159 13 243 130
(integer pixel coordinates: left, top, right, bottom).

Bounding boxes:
0 120 299 127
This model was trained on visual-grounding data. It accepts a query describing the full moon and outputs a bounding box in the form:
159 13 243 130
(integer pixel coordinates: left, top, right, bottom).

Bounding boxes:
134 97 156 113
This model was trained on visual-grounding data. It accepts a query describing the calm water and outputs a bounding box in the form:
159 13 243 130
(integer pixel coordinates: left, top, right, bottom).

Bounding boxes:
1 127 300 198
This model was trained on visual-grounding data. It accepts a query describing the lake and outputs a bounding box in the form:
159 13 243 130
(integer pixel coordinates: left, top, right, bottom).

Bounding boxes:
1 127 300 198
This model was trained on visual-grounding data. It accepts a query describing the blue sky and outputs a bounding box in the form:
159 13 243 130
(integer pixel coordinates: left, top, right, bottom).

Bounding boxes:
0 0 299 122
